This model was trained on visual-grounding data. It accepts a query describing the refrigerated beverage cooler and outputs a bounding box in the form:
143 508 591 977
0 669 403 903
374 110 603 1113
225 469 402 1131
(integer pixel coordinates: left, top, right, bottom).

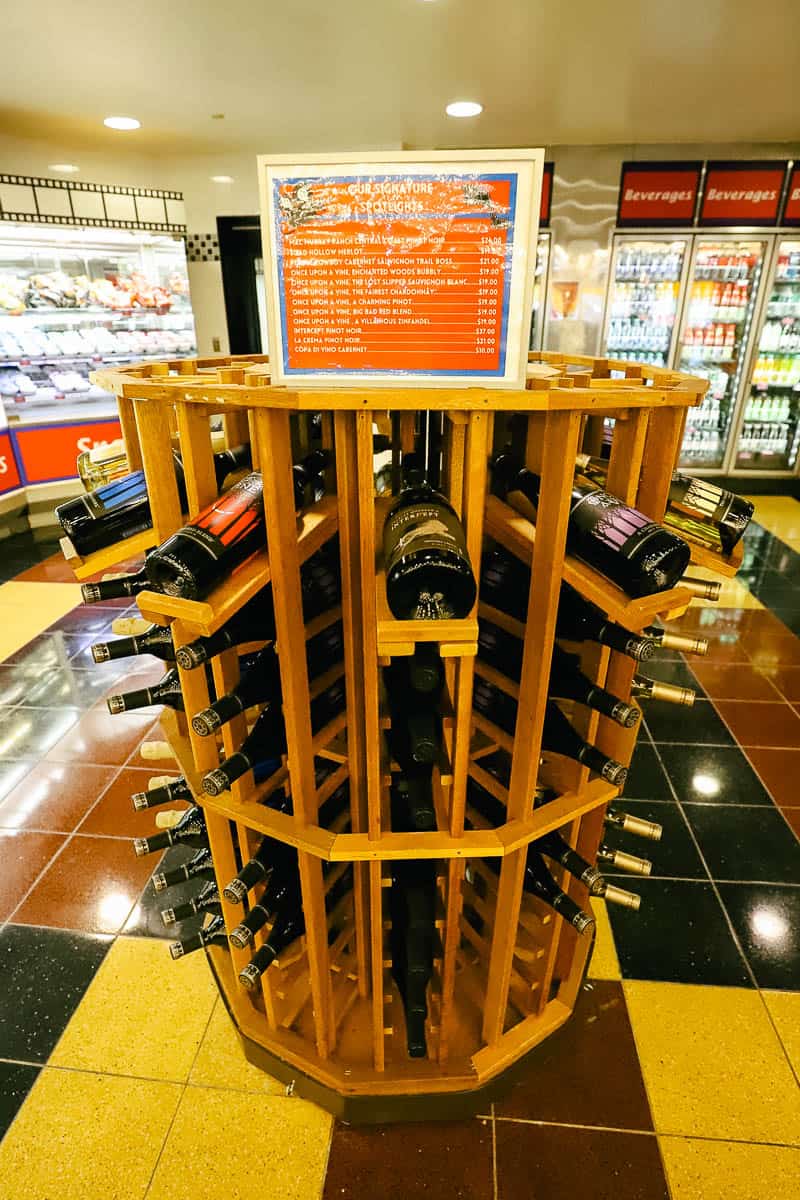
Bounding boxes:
602 238 690 368
529 232 551 350
732 241 800 475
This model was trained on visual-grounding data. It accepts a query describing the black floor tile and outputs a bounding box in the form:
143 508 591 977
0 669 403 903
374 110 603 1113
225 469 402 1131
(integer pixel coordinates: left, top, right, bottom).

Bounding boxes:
644 699 734 745
683 804 800 883
621 743 674 802
601 801 707 880
657 745 774 806
123 845 208 940
0 924 111 1062
606 878 752 986
0 1061 40 1140
638 656 703 692
717 883 800 990
0 707 81 759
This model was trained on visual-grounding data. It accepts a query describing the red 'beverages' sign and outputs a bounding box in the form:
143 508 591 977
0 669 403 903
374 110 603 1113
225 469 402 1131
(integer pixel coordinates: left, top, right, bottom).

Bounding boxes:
540 163 554 227
782 164 800 226
699 161 787 226
617 162 702 226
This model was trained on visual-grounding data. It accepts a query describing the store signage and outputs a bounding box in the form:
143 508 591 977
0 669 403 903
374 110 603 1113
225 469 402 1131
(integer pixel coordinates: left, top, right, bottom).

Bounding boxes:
11 418 122 485
617 162 702 227
781 163 800 226
699 161 787 226
0 431 22 494
259 149 544 387
540 163 554 227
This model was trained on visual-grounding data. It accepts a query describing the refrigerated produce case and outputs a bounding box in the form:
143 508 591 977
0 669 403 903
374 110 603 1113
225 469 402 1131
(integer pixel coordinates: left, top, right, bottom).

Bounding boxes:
731 240 800 475
529 232 551 350
675 236 769 471
601 237 690 368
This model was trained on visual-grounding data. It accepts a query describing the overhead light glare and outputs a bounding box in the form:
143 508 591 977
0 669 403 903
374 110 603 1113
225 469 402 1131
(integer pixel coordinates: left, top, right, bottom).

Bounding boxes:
104 116 141 131
446 100 483 118
49 163 80 174
211 175 234 184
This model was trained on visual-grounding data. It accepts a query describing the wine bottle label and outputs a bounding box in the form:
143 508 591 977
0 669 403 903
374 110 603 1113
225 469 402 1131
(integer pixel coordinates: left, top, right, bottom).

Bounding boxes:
571 491 659 556
669 476 751 553
79 470 148 520
384 501 471 576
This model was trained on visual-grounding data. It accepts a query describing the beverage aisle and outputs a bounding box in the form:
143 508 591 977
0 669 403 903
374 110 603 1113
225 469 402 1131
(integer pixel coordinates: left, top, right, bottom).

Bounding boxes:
0 519 797 1199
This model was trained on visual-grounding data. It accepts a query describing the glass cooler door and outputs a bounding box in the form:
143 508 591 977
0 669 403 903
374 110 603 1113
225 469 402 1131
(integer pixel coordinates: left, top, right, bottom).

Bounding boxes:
602 236 689 367
733 240 800 473
676 236 768 471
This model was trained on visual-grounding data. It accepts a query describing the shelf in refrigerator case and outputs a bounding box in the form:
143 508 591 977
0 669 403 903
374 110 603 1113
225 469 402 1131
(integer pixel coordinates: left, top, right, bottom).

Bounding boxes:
136 494 339 635
484 493 692 630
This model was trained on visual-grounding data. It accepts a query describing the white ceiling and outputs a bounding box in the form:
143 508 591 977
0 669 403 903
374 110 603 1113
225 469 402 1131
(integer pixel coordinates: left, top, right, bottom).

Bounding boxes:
3 0 800 155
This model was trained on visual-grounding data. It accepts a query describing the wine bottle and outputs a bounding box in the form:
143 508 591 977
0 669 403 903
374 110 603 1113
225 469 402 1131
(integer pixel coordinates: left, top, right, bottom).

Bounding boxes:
58 444 253 559
473 678 628 786
131 776 193 812
391 771 437 833
169 914 227 959
643 625 708 656
238 901 306 991
152 846 215 892
605 808 662 841
229 866 301 950
681 577 722 601
201 679 346 797
523 853 596 934
133 807 207 858
390 858 438 1058
81 565 151 604
144 450 329 601
534 830 602 890
107 666 186 715
91 623 175 665
492 453 691 598
161 880 221 926
596 844 652 876
383 454 476 619
481 551 657 662
592 879 641 910
631 676 696 707
478 619 641 729
224 838 280 904
575 454 754 555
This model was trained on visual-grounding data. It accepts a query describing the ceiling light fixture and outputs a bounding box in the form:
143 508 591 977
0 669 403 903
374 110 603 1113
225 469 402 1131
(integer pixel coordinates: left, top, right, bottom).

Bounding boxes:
48 163 80 174
211 175 234 183
104 116 141 131
445 100 482 118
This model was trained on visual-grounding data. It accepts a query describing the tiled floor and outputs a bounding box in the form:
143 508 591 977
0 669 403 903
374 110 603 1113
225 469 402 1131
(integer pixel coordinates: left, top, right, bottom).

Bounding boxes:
0 509 799 1198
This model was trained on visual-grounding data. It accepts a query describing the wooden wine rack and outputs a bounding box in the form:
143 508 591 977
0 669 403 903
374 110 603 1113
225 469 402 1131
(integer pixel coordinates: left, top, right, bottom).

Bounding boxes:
75 351 732 1121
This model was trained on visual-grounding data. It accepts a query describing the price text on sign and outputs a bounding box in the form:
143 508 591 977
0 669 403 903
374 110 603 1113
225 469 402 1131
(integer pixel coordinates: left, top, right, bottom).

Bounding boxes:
273 174 516 377
11 419 122 485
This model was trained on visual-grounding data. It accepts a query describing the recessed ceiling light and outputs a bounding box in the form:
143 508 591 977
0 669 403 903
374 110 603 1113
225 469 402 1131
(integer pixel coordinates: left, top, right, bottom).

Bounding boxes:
103 116 141 131
49 163 80 173
211 175 234 184
445 100 483 118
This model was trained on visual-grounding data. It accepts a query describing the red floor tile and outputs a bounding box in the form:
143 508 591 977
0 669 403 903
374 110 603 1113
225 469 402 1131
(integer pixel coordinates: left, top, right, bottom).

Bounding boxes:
12 834 153 934
15 554 82 584
714 700 800 748
0 762 117 833
761 664 800 703
44 709 156 766
0 830 66 921
743 747 800 808
690 662 782 701
77 767 188 838
782 808 800 840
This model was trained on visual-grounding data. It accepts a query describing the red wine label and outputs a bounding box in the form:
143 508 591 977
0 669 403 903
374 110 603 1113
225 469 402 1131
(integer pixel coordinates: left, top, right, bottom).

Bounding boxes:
383 501 469 573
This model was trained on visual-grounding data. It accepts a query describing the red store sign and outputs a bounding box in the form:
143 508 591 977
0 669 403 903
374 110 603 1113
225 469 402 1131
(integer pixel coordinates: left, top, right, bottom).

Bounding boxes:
699 161 787 226
782 163 800 226
617 162 702 227
540 162 554 227
11 418 122 485
0 431 22 495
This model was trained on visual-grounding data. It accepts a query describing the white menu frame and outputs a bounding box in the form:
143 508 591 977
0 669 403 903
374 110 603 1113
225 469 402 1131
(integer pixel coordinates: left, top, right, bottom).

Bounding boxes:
257 149 544 389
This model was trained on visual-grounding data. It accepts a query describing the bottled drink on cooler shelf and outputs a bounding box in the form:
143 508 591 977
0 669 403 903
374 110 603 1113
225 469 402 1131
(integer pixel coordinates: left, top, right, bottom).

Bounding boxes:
161 881 221 926
152 846 215 893
91 623 176 665
491 453 690 598
169 914 228 960
134 807 208 858
57 444 252 559
383 454 476 620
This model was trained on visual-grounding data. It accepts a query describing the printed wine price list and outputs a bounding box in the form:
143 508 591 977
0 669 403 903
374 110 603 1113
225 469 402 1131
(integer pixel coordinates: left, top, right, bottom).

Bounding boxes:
262 159 542 386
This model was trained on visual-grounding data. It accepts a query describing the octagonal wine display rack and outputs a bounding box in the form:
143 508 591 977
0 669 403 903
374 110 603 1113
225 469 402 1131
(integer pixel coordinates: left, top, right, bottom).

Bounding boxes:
66 351 733 1121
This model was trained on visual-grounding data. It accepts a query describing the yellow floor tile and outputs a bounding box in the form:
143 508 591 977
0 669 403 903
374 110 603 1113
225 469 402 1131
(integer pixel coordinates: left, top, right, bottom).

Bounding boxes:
660 1135 800 1199
50 935 217 1083
624 981 800 1144
742 496 800 542
0 580 83 663
683 567 764 610
188 999 285 1095
588 898 621 980
762 990 800 1078
0 1067 180 1200
146 1086 332 1200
